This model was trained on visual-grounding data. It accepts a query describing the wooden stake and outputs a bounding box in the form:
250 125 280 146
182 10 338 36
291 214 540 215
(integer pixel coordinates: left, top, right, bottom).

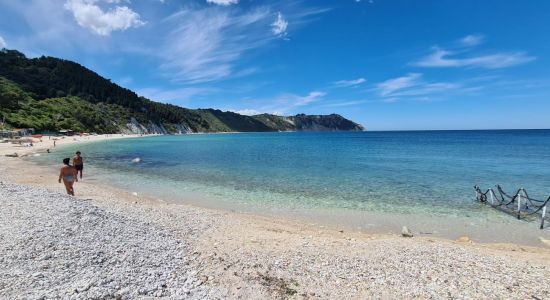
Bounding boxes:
541 205 547 230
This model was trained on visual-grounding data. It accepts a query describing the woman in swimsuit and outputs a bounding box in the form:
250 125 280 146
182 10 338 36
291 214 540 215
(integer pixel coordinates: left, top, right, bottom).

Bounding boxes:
59 158 78 196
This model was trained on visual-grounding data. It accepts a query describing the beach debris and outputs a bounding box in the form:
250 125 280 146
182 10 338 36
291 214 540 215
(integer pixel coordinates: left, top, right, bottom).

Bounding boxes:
131 157 141 163
5 152 19 157
401 226 413 237
33 153 41 157
132 192 138 197
474 185 550 229
457 236 470 243
540 237 550 247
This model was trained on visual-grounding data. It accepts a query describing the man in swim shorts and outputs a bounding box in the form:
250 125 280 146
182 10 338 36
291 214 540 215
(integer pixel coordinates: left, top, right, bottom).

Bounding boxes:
73 151 84 179
59 158 78 195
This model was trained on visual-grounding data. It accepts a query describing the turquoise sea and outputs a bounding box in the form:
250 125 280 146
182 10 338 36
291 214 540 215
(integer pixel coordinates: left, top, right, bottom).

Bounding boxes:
37 130 550 241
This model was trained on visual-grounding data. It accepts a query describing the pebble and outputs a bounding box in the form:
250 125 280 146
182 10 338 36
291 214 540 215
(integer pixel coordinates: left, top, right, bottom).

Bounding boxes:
401 226 413 237
0 183 218 299
457 236 471 243
1 180 550 299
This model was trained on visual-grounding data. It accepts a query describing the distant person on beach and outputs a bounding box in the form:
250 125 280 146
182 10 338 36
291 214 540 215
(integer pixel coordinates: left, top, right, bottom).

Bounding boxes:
73 151 84 179
59 158 77 196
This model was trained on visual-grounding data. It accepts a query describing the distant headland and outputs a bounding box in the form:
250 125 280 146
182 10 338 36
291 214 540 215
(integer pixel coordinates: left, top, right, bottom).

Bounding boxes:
0 49 364 134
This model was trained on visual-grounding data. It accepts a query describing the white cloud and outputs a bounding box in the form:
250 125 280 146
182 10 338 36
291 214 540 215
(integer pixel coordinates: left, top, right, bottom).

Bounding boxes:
294 91 326 106
237 91 326 115
64 0 145 36
333 78 366 88
389 82 460 97
460 34 484 46
414 48 535 69
0 1 85 54
161 7 274 83
377 73 422 96
376 73 462 99
270 91 326 114
234 109 262 116
206 0 238 5
322 100 369 108
0 36 6 48
157 4 327 83
271 12 288 37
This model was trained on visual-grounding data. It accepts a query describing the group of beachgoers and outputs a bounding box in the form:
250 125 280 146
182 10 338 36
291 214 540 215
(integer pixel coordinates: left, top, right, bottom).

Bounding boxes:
58 151 84 196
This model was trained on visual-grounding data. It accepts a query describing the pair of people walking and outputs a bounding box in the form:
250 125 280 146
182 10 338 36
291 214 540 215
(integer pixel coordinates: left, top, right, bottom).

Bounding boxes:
58 151 84 196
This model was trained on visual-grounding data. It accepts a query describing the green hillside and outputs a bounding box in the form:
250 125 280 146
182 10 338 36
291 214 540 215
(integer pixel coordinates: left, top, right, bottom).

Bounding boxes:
0 49 364 133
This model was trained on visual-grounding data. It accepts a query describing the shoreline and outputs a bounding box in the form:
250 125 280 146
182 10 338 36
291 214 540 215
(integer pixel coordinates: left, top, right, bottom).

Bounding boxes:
3 133 550 245
3 133 550 246
1 134 550 298
0 133 154 156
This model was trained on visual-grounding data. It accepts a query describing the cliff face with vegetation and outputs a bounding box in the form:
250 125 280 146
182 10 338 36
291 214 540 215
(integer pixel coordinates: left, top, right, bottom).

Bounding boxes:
0 49 364 134
253 113 363 132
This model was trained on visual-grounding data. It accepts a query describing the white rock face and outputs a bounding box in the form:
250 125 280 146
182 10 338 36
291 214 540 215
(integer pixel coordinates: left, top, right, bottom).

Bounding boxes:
174 123 192 134
126 117 149 134
147 121 168 134
123 118 190 134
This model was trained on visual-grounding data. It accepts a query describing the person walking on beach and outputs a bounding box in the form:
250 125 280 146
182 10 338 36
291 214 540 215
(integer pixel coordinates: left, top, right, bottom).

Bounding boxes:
59 158 78 196
73 151 84 179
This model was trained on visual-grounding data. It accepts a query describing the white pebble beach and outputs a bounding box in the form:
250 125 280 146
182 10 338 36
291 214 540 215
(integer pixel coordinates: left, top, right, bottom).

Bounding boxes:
1 135 550 299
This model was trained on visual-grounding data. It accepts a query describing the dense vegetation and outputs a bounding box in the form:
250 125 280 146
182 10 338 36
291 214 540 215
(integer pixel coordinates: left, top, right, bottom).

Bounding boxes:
0 49 364 133
1 76 143 132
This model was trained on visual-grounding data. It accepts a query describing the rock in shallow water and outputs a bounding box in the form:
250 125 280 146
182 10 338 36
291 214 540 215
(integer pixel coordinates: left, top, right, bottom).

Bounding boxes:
401 226 413 237
457 236 470 243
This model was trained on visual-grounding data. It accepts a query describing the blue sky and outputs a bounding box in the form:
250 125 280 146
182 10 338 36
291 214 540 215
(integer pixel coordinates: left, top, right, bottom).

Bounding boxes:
0 0 549 130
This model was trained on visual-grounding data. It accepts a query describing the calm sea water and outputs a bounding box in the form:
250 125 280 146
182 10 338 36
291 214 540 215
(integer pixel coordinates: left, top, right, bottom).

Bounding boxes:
42 130 550 220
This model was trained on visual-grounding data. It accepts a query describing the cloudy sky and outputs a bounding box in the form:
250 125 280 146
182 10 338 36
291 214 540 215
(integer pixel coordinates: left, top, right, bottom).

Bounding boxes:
0 0 549 130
